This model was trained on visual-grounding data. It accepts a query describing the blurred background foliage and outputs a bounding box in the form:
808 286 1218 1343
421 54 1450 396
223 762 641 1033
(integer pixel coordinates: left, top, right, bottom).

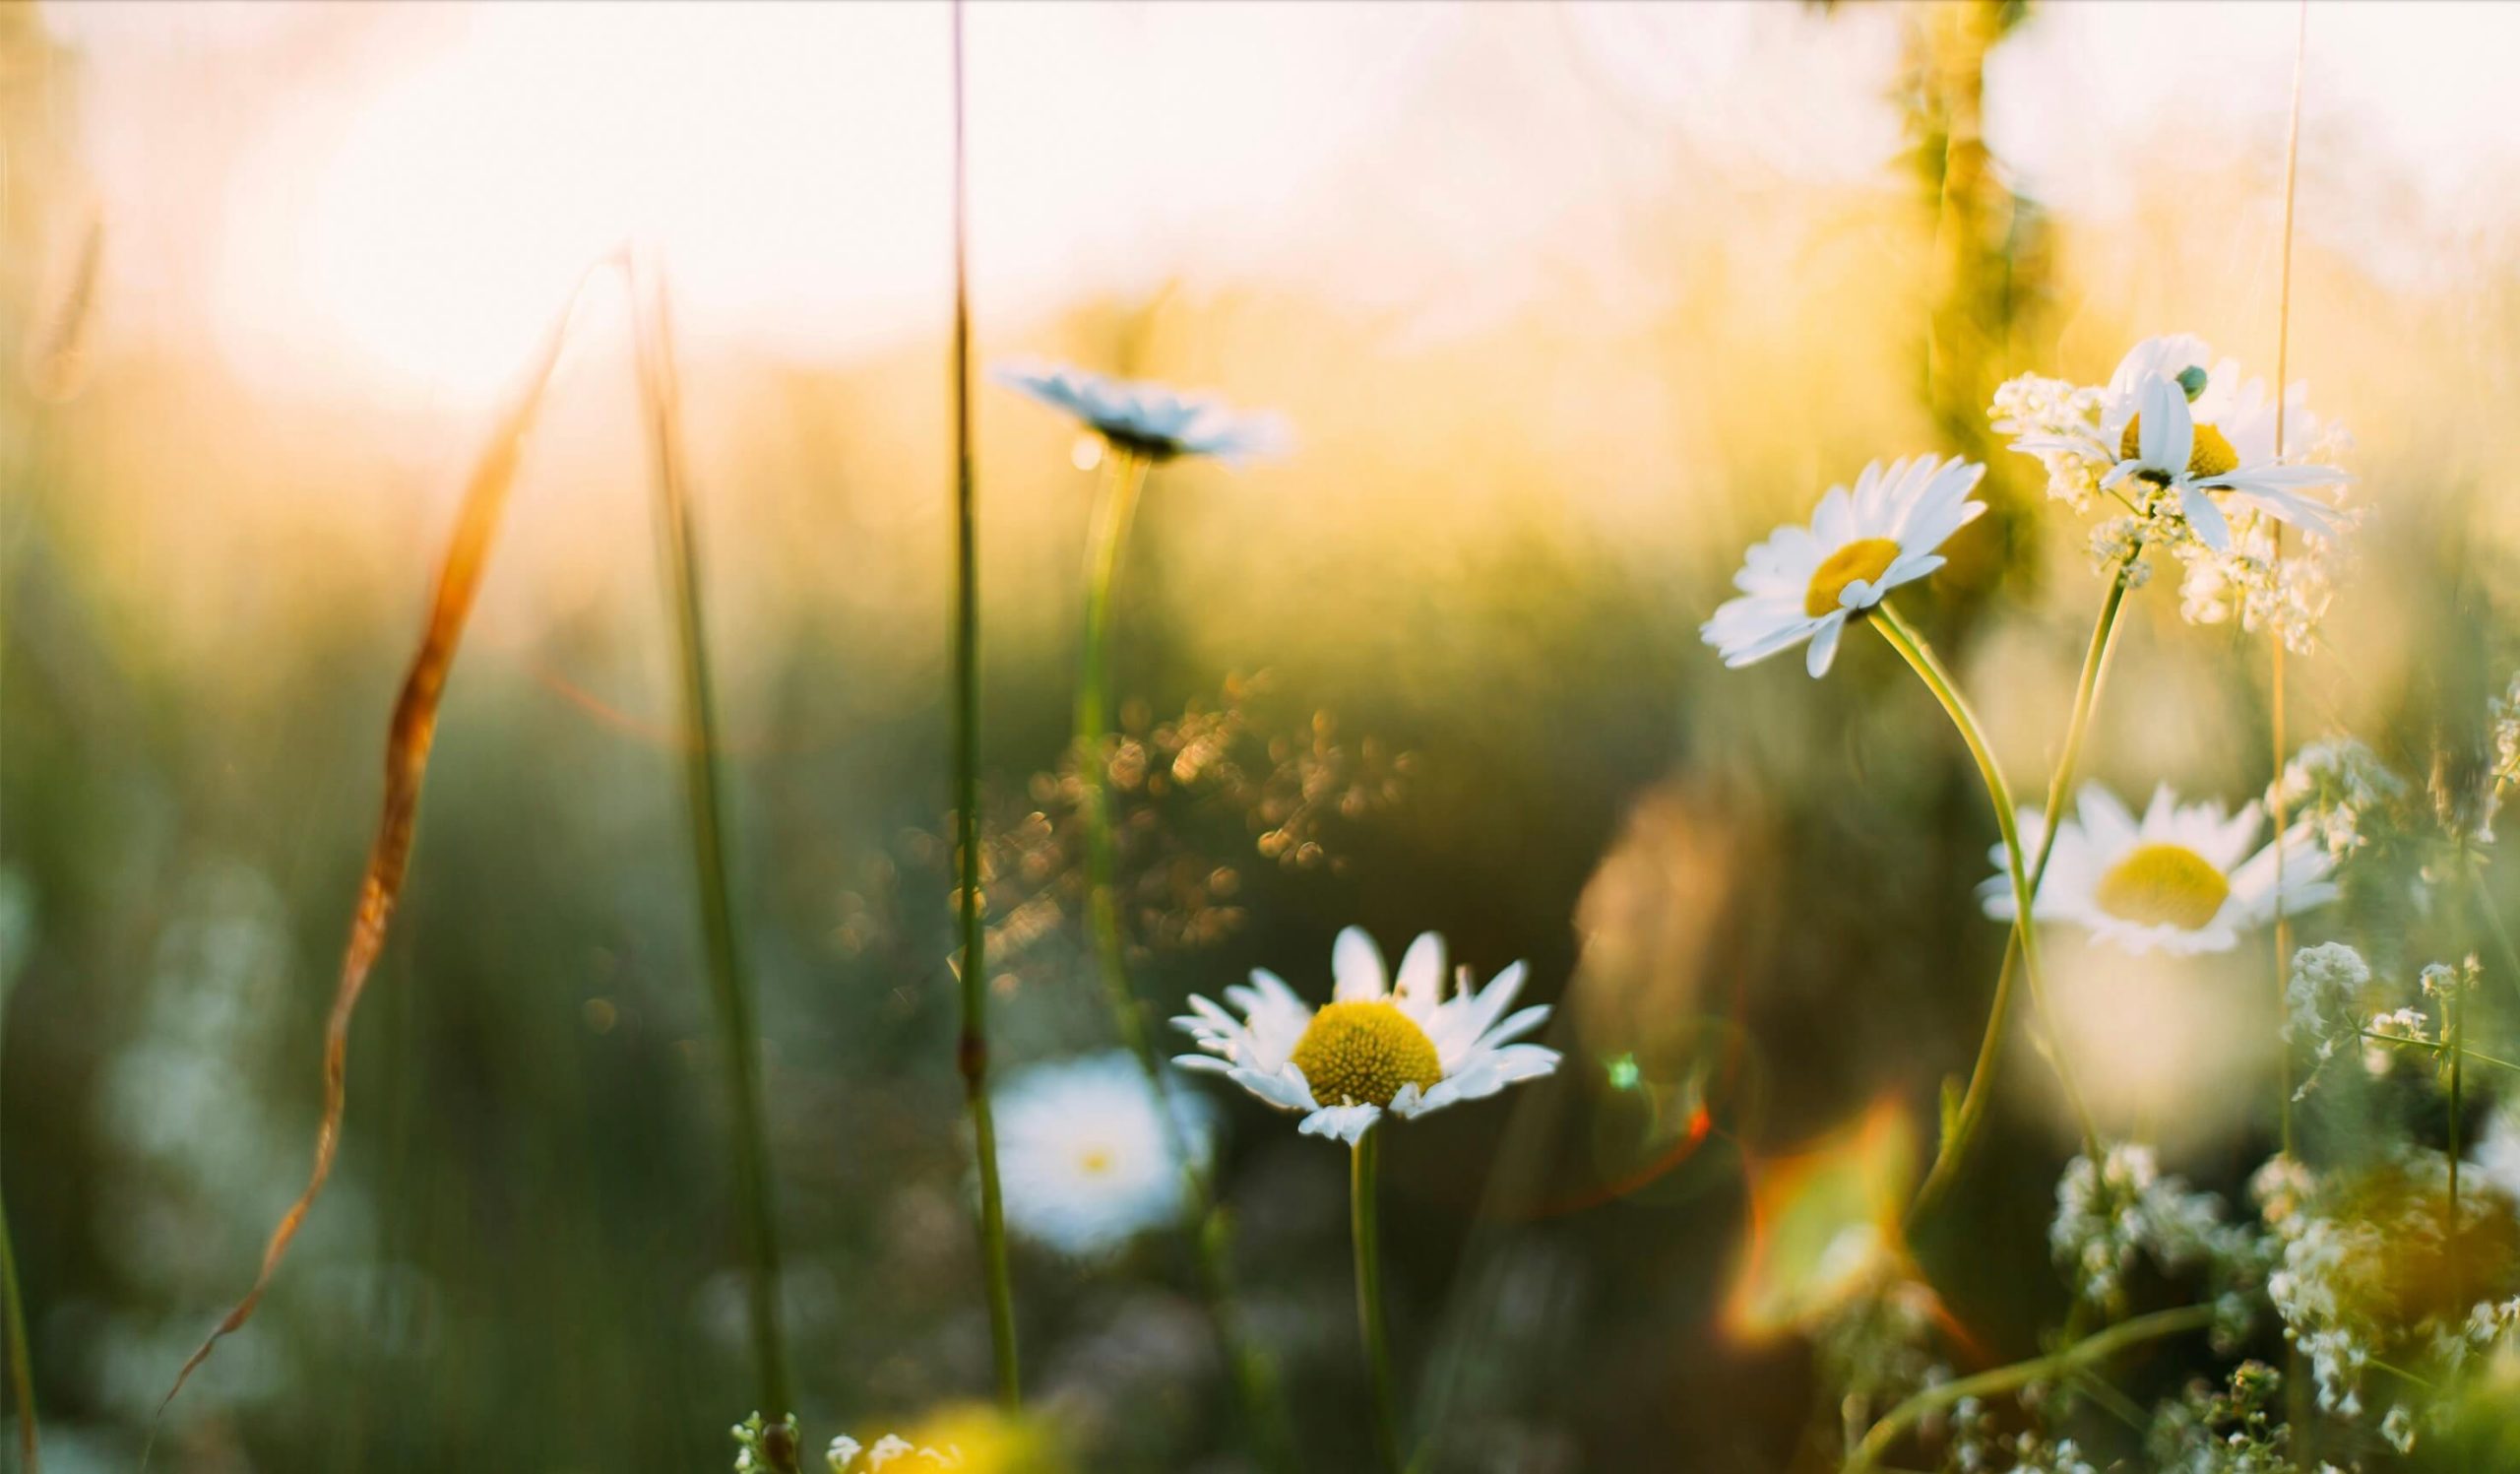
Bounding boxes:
6 1 2520 1469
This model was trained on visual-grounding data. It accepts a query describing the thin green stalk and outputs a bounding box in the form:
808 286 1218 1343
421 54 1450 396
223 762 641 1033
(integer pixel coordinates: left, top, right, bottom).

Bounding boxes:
1910 553 2137 1225
1842 1304 2214 1473
2446 975 2464 1257
2359 1030 2520 1074
630 268 793 1438
1 1173 32 1474
947 0 1021 1411
1351 1127 1404 1474
2269 3 2310 1450
1072 446 1296 1468
1869 601 2102 1164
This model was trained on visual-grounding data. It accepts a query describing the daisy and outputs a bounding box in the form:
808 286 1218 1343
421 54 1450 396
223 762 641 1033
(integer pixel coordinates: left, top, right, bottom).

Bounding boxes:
2103 368 2349 553
1982 781 2337 956
1171 928 1559 1146
991 1052 1210 1258
994 359 1291 466
1699 455 1988 678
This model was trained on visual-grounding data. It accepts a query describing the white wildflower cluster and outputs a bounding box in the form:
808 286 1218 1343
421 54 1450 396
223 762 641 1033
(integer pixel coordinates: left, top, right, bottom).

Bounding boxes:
2488 672 2520 838
1988 373 2110 512
827 1436 964 1473
1941 1398 2097 1474
2144 1362 2292 1474
2253 1148 2519 1426
2085 515 2154 586
2173 509 2356 656
2050 1144 2256 1314
2284 942 2371 1100
2271 737 2407 862
1811 1275 1946 1411
1988 337 2355 650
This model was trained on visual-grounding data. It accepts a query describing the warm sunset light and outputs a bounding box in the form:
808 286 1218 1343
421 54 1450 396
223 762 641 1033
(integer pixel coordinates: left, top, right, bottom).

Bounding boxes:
12 2 2520 1469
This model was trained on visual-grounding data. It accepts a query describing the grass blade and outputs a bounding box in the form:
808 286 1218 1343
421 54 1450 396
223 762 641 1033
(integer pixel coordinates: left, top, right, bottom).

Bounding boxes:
154 269 600 1428
625 256 794 1434
2 1172 32 1474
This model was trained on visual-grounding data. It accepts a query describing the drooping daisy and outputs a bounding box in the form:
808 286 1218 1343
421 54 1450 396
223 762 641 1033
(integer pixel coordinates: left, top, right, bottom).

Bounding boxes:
994 359 1291 466
1995 334 2350 554
992 1051 1210 1257
1699 454 1987 679
1171 928 1559 1146
1982 781 2336 956
2102 369 2348 553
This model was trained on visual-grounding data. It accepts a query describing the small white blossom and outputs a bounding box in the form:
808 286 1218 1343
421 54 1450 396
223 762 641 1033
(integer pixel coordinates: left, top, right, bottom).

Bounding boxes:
2285 942 2370 1099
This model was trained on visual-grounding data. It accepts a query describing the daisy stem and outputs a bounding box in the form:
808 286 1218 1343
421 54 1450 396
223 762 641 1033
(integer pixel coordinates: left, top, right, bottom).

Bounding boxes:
1907 554 2138 1226
948 0 1022 1411
1840 1303 2214 1474
1868 601 2103 1167
1075 445 1299 1471
1352 1126 1406 1474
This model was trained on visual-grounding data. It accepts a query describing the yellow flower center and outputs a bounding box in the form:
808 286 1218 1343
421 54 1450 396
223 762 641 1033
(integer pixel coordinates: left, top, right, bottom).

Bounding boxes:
1803 538 1903 618
1077 1146 1115 1178
1290 1000 1443 1108
2094 843 2231 930
2119 417 2239 479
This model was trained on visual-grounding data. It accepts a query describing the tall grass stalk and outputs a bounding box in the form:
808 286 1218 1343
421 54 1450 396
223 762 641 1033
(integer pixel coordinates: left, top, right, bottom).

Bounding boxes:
1351 1127 1405 1474
2269 6 2310 1451
1 1172 32 1474
947 0 1023 1410
1869 601 2103 1163
627 260 795 1443
2269 0 2309 1164
1074 445 1296 1469
153 270 601 1442
1910 551 2139 1224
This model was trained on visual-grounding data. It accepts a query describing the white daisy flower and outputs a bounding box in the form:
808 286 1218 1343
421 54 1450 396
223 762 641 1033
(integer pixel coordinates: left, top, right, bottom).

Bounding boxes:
1981 781 2337 956
994 359 1291 466
1698 454 1987 679
2102 368 2348 553
1171 928 1560 1146
992 1051 1209 1258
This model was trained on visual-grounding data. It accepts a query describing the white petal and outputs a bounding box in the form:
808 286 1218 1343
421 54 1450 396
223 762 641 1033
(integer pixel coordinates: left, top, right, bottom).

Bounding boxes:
1805 613 1846 678
1298 1105 1382 1145
1392 932 1446 1013
1332 927 1389 1002
2179 483 2232 553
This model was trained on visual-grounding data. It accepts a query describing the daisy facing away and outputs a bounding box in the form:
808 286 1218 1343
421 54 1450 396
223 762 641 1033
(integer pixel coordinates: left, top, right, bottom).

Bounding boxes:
991 1052 1211 1258
994 359 1291 466
1698 454 1988 678
1982 781 2336 956
1171 928 1560 1146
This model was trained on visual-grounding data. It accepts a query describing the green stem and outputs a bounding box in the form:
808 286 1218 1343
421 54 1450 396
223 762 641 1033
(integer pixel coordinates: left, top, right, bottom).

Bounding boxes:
1352 1128 1405 1474
631 268 793 1434
1842 1305 2215 1474
2358 1030 2520 1073
1869 602 2102 1165
2447 978 2464 1260
1073 446 1295 1468
947 1 1021 1411
1 1171 33 1474
1909 554 2135 1225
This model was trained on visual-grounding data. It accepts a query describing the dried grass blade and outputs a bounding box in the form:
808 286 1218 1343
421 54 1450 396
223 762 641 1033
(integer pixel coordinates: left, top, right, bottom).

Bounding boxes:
154 272 601 1424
